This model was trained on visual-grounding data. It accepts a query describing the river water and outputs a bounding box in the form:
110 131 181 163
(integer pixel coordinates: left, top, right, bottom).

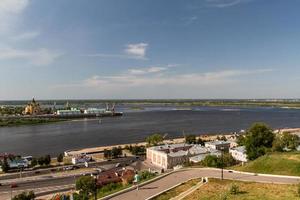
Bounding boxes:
0 106 300 156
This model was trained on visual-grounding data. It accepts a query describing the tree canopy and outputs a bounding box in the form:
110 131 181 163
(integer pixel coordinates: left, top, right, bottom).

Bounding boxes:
185 134 196 144
146 134 164 146
244 123 274 160
12 191 35 200
76 176 96 197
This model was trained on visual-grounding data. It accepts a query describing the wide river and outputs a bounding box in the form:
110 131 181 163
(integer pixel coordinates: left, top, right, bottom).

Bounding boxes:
0 106 300 156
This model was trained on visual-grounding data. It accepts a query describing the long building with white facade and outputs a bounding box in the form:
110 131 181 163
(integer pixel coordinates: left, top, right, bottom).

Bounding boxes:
146 143 220 169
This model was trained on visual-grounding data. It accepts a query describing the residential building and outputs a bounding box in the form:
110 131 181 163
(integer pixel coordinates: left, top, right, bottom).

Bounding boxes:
71 155 92 165
205 141 231 152
229 146 248 163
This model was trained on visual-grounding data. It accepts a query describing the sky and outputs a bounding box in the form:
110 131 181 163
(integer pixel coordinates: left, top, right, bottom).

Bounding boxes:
0 0 300 100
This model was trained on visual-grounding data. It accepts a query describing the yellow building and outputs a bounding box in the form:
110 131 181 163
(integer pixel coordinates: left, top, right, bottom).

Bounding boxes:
23 98 42 115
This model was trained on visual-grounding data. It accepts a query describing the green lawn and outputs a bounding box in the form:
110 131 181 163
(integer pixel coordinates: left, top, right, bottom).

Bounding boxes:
231 152 300 176
183 179 299 200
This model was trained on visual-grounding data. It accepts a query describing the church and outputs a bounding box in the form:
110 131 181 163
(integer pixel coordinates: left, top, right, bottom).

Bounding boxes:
23 98 42 115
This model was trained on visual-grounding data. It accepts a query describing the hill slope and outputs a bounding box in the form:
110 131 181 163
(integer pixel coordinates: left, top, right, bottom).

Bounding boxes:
231 152 300 176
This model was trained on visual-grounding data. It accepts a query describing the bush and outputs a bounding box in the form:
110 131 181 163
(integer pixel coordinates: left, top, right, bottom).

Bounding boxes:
297 183 300 197
229 183 240 195
57 153 64 163
139 171 155 181
12 191 35 200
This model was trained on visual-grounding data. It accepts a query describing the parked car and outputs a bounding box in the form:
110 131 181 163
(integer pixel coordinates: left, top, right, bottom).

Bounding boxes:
11 183 18 188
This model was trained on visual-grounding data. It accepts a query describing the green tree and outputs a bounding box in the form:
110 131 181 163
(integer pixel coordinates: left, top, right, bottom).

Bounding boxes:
111 146 122 158
1 158 9 173
103 149 112 159
31 158 38 167
272 132 299 152
146 134 163 146
220 135 227 141
44 155 51 165
185 134 196 144
201 155 220 167
12 191 35 200
244 123 274 160
281 132 299 150
37 157 45 166
76 176 96 198
57 153 64 163
196 138 205 146
236 135 246 146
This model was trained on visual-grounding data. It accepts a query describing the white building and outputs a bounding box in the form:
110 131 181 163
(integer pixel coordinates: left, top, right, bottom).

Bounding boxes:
84 108 107 114
205 141 231 151
229 146 248 163
146 143 220 169
71 155 92 165
56 108 81 116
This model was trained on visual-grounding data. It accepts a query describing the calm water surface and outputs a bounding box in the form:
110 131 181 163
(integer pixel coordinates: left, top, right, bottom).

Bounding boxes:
0 106 300 156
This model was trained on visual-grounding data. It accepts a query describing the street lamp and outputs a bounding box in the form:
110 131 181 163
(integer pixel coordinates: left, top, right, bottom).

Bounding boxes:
220 146 224 180
94 176 97 200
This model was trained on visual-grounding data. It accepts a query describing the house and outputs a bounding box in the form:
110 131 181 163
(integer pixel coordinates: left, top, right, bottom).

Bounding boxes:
146 143 221 169
96 168 135 186
71 155 92 165
229 146 248 163
205 141 231 152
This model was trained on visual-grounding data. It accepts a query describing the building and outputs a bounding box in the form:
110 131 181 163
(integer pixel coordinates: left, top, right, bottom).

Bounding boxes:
84 108 107 115
204 141 231 152
96 168 135 186
229 146 248 163
23 98 42 115
71 155 92 165
146 143 220 169
56 108 82 116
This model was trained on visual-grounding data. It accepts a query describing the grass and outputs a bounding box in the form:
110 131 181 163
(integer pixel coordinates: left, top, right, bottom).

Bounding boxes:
152 178 201 200
0 118 65 127
183 179 299 200
231 152 300 176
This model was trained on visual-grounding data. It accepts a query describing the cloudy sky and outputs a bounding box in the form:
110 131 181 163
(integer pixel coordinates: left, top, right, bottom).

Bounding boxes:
0 0 300 100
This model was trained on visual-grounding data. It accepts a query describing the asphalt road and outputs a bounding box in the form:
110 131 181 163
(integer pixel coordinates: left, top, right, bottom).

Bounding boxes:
110 168 300 200
2 167 300 200
0 157 138 200
0 157 136 181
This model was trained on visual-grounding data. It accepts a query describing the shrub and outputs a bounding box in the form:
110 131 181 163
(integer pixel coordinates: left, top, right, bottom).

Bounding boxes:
229 183 240 195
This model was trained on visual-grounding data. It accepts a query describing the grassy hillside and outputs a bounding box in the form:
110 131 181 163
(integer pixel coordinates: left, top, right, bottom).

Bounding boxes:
184 179 298 200
231 152 300 176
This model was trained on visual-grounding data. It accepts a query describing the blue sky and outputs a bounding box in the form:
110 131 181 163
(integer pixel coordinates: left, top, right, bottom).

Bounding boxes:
0 0 300 100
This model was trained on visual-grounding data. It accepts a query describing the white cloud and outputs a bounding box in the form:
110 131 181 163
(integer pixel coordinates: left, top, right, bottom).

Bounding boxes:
86 42 149 60
0 0 29 33
11 31 40 40
128 66 168 75
124 43 148 59
205 0 250 8
0 48 63 66
53 68 273 95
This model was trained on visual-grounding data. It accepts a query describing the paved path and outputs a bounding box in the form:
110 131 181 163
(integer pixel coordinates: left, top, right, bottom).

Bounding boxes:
110 168 300 200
